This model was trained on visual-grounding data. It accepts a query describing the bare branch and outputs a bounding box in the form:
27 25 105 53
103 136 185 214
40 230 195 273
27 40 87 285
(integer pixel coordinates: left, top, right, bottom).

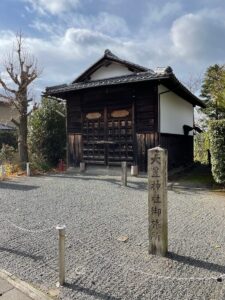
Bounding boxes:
16 32 25 73
6 63 20 85
56 110 66 117
0 78 17 94
0 93 11 101
182 73 203 94
11 118 20 127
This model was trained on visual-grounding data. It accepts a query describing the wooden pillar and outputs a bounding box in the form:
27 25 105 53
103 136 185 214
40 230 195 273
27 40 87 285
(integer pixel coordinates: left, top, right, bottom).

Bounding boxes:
148 147 168 256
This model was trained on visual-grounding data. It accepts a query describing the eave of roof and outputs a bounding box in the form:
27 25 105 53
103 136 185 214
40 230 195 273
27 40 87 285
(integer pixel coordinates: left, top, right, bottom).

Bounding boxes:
46 71 166 93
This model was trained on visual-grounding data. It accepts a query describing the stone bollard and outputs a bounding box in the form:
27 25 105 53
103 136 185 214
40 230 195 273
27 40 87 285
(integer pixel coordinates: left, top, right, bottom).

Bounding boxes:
56 225 66 286
131 165 138 176
1 165 5 180
80 162 85 173
10 164 13 175
148 147 168 257
121 161 127 186
26 162 31 176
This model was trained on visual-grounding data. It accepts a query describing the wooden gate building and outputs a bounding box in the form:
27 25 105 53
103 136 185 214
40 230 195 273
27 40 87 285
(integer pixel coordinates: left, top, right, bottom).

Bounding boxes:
45 50 205 171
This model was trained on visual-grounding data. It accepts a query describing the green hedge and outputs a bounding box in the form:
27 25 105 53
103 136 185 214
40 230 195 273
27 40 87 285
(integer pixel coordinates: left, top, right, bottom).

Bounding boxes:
209 120 225 183
0 130 17 149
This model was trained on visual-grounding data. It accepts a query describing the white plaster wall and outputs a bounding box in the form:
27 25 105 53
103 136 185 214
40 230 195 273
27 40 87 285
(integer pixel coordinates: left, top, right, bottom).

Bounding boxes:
0 104 19 127
91 62 133 80
159 85 194 135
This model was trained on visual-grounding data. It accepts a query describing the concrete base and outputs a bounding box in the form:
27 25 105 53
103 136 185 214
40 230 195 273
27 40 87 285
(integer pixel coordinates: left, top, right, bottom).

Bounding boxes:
80 162 86 173
131 165 138 176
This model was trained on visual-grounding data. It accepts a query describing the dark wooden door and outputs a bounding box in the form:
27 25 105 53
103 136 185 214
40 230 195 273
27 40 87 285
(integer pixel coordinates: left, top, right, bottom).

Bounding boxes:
107 107 133 165
82 110 106 164
82 107 133 165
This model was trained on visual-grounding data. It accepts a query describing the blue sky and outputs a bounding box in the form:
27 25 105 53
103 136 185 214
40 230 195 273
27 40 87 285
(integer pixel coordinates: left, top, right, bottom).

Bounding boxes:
0 0 225 99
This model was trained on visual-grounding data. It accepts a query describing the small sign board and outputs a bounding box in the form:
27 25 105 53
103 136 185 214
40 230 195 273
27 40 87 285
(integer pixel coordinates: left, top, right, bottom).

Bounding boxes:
111 109 129 118
86 112 101 120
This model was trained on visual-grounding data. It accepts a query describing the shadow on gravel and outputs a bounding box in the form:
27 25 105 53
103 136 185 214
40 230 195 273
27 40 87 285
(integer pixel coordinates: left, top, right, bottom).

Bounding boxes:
169 187 204 195
0 246 43 261
50 174 148 191
168 252 225 274
0 181 39 191
65 282 121 300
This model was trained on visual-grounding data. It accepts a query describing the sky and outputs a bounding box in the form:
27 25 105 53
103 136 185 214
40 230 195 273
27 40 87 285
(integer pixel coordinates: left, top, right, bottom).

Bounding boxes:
0 0 225 100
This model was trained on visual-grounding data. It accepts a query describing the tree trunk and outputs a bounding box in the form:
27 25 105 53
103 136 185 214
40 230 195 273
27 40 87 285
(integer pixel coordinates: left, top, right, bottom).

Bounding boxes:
18 114 28 163
18 93 28 163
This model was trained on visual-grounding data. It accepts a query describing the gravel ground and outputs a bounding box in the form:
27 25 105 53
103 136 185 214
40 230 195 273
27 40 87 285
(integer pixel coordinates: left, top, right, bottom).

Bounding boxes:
0 170 225 299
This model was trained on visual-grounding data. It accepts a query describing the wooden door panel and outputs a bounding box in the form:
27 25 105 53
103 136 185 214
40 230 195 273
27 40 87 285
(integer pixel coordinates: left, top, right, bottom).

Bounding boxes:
82 110 106 164
82 106 134 165
107 107 134 165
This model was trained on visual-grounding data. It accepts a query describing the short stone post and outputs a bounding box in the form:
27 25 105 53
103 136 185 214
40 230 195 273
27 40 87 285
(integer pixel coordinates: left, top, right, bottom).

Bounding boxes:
80 162 85 172
1 165 5 180
56 225 66 286
131 165 138 176
26 162 30 176
121 161 127 186
148 147 168 256
10 164 13 175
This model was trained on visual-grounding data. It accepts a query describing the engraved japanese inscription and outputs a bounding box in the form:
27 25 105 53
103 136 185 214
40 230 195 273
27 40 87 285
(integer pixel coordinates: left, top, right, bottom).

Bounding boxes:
148 147 168 256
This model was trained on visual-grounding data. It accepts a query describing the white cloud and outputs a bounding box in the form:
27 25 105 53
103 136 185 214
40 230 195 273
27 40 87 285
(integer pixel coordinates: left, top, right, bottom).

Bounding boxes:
171 10 225 63
24 0 80 15
2 6 225 100
0 29 139 98
31 12 129 37
94 12 129 36
146 1 182 23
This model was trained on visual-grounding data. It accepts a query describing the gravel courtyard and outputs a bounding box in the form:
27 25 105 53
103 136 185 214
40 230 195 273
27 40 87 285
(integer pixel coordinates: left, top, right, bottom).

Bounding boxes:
0 170 225 299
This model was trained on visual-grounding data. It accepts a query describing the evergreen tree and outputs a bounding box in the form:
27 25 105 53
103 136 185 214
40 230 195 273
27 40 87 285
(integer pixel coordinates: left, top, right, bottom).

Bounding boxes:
28 98 66 168
200 64 225 120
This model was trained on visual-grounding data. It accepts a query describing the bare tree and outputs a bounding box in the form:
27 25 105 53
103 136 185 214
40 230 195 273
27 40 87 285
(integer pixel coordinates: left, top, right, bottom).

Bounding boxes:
183 73 203 94
0 33 41 163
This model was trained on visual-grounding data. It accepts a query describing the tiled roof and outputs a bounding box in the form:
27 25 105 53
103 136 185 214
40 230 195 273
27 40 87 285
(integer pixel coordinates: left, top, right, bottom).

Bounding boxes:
46 70 169 94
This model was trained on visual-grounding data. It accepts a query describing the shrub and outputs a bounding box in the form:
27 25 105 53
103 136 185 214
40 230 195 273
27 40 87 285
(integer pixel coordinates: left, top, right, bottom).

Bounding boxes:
28 98 66 168
0 144 16 163
0 130 17 149
29 153 51 172
209 120 225 183
194 132 210 165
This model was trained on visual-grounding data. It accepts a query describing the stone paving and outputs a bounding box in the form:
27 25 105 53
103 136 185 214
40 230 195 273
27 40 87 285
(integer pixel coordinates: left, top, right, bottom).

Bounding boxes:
0 277 31 300
0 170 225 299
